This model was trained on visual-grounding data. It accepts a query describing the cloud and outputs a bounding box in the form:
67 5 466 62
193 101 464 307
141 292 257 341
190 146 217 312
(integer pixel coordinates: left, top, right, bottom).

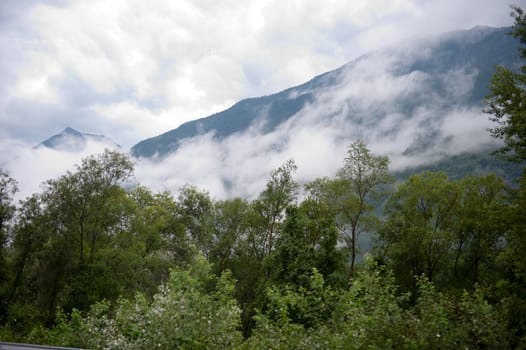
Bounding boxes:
132 34 501 200
0 138 121 202
0 0 517 202
0 0 517 149
132 101 496 201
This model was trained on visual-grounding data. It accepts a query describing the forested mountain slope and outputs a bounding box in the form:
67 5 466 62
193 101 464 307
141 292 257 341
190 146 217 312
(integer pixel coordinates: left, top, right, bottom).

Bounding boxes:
131 26 520 161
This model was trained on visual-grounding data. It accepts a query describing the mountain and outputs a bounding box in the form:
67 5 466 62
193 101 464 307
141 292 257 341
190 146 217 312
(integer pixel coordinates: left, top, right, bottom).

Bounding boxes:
393 151 523 184
36 127 120 152
131 26 521 160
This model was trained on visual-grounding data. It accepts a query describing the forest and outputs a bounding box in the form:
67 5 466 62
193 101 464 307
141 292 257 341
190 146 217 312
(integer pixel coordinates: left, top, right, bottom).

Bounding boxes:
0 6 525 350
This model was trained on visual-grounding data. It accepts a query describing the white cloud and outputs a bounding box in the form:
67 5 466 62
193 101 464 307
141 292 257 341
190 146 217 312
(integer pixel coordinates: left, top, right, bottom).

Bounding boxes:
0 138 121 201
13 74 60 104
0 0 519 201
2 0 516 147
132 33 503 200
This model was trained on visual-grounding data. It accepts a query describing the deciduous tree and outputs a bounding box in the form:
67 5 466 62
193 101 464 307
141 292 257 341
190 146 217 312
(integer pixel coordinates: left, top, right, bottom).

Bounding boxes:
335 141 392 274
485 5 526 162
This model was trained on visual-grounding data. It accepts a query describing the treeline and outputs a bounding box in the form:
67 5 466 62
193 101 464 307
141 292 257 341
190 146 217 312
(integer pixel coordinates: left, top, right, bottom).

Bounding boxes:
0 142 524 348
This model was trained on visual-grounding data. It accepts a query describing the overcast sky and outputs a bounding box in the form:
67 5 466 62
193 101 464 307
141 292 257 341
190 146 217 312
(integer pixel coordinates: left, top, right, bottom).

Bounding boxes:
0 0 520 149
0 0 523 200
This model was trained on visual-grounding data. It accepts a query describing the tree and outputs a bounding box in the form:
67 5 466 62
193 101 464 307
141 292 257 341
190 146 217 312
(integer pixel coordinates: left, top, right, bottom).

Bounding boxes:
8 150 135 323
42 150 134 265
244 258 509 349
335 141 392 274
44 257 243 350
128 187 195 268
175 185 214 260
485 5 526 162
227 160 298 335
495 172 526 347
250 159 298 258
6 195 49 328
266 204 346 290
126 186 168 257
106 186 178 297
482 7 526 345
0 169 17 309
209 197 250 274
0 169 17 249
380 172 459 291
453 174 507 286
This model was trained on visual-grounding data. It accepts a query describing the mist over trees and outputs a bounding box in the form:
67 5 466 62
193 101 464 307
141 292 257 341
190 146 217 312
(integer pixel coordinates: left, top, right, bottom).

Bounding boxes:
0 139 524 348
0 5 524 350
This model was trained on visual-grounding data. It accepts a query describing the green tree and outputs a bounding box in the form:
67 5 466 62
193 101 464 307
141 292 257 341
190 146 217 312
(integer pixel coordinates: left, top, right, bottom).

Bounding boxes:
266 204 346 290
244 258 508 349
129 187 195 268
250 159 298 258
44 257 243 350
496 172 526 347
225 160 298 335
7 151 134 324
335 141 392 274
452 174 507 287
0 169 17 252
484 7 526 345
209 197 250 274
242 268 339 350
380 172 459 291
3 194 49 335
42 150 134 265
485 5 526 162
175 185 215 260
9 195 45 304
0 169 17 320
100 186 177 297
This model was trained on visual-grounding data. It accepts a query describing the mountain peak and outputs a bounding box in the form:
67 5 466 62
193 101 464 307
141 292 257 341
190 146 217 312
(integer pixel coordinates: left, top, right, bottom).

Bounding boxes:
62 127 82 135
36 128 120 152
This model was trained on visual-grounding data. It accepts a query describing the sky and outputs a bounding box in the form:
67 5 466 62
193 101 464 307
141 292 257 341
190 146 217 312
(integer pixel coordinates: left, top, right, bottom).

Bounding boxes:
0 0 523 200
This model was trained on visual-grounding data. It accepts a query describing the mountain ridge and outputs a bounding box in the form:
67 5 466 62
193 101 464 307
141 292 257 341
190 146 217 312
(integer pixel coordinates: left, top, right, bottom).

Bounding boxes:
130 25 520 160
36 127 121 152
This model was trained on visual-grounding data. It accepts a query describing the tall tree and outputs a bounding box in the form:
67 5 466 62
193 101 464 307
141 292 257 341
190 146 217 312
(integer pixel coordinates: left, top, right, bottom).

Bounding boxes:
485 5 526 162
266 202 346 289
481 8 526 345
494 172 526 347
0 169 17 248
453 174 507 286
42 150 134 265
250 159 298 258
9 150 135 323
0 169 17 266
336 141 392 274
175 185 215 260
0 170 18 322
209 197 250 273
380 172 459 291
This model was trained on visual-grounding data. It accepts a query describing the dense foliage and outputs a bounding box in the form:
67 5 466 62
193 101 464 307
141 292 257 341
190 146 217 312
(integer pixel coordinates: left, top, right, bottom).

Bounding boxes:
485 5 526 162
0 5 524 349
0 142 524 348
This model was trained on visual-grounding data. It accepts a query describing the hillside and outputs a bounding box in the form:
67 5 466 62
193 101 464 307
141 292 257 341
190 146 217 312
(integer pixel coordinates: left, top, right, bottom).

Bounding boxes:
131 26 520 162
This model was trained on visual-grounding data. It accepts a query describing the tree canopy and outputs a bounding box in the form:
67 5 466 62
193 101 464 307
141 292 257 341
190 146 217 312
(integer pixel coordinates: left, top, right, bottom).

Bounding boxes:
485 5 526 162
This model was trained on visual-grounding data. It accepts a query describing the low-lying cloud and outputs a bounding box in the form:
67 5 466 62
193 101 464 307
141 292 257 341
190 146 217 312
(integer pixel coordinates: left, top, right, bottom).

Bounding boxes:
0 0 515 149
0 28 502 202
133 36 500 199
0 139 121 201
